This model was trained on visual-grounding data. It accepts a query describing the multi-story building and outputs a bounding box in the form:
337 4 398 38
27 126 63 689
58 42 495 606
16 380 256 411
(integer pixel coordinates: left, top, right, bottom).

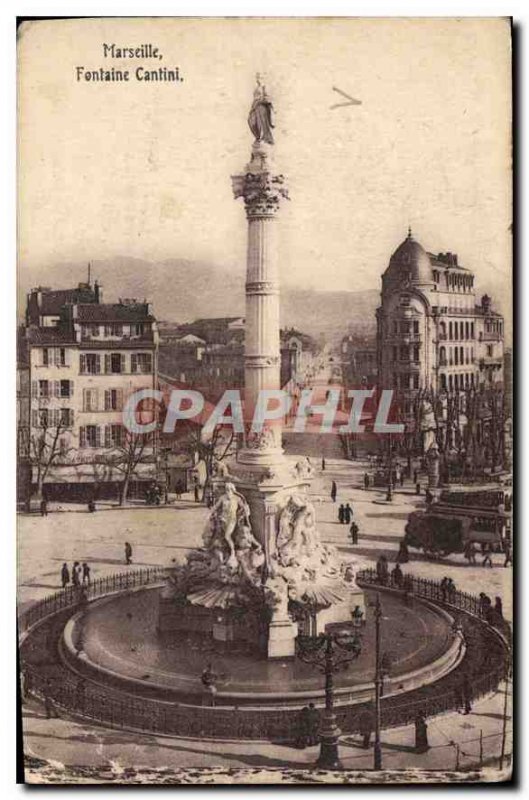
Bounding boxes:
376 229 505 415
20 282 159 502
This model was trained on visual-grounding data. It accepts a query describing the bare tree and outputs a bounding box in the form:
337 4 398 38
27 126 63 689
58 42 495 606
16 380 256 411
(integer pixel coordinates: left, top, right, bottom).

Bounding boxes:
179 422 236 501
105 431 155 506
29 418 74 500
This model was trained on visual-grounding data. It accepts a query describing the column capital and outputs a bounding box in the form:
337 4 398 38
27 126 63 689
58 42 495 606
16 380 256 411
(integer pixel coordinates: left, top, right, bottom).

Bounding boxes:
232 171 289 218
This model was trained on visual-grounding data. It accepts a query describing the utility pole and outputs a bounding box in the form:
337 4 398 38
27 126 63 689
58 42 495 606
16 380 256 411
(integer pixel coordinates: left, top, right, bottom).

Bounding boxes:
386 434 394 502
374 593 383 769
499 662 511 771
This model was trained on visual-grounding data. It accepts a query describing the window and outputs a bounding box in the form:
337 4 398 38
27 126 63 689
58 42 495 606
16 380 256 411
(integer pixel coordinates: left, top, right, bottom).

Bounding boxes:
104 388 123 411
42 348 49 366
413 374 419 389
60 379 72 398
400 346 408 361
57 348 67 366
104 324 123 337
131 352 153 374
413 320 419 335
111 353 123 374
413 346 420 363
83 388 99 412
105 424 124 447
449 322 453 339
60 408 73 427
487 344 493 357
38 379 49 398
80 353 101 374
80 425 100 448
130 323 145 337
465 322 469 340
454 348 459 366
440 374 447 390
32 408 49 428
82 324 100 338
400 321 410 334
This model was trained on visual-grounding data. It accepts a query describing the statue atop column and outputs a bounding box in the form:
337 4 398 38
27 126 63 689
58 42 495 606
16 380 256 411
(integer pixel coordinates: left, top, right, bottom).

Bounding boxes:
248 75 275 145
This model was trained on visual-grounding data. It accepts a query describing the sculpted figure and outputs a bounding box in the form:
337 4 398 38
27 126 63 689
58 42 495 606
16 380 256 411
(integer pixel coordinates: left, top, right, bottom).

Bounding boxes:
234 522 265 584
248 79 274 145
203 482 251 568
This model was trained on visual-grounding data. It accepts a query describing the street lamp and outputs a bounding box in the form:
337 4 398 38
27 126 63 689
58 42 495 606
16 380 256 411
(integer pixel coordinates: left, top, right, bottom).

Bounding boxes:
386 434 394 502
373 593 383 770
296 623 362 770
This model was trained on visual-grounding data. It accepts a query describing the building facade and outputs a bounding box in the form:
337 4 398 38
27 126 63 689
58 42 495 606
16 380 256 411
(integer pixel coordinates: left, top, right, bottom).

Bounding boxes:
20 283 159 502
376 230 505 416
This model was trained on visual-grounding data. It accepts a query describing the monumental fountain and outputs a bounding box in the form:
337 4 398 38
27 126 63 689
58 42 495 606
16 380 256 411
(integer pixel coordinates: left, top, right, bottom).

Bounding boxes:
158 76 365 658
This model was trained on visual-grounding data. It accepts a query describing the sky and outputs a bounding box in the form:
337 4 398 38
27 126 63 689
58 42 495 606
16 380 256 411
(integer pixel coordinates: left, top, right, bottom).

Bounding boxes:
18 17 512 332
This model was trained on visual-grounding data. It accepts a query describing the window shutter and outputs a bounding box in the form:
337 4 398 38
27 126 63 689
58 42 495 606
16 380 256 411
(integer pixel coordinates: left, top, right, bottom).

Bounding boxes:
95 355 101 374
95 426 101 448
83 389 88 412
68 380 73 398
31 380 38 398
32 410 38 428
79 427 86 448
105 425 111 448
54 380 60 398
117 389 123 411
69 409 74 427
80 354 86 374
104 389 111 411
131 354 137 373
104 354 111 374
121 354 126 374
92 389 99 412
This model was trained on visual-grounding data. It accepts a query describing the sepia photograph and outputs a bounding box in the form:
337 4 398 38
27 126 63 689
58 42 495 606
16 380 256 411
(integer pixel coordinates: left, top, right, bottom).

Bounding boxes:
15 16 513 785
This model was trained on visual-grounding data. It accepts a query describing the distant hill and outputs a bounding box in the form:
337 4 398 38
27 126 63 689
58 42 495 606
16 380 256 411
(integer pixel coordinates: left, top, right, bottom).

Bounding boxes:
19 256 380 343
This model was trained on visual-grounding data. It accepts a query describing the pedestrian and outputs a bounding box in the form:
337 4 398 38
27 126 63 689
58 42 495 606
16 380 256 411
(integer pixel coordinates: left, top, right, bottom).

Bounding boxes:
464 541 477 565
425 488 434 505
391 563 403 588
503 541 512 567
446 577 456 601
482 544 493 568
175 481 182 500
125 541 133 565
82 562 91 585
330 481 337 503
296 705 311 748
400 470 405 487
307 702 320 745
194 483 200 503
440 576 448 603
494 596 503 620
359 708 374 749
338 504 345 524
40 498 48 517
376 555 389 585
415 482 421 495
321 456 326 471
414 714 429 753
43 680 59 719
460 673 472 715
413 469 418 484
395 467 401 487
60 562 70 589
72 561 80 587
75 677 86 713
201 662 218 707
344 503 353 524
88 498 96 512
364 472 370 490
350 521 359 545
396 540 409 564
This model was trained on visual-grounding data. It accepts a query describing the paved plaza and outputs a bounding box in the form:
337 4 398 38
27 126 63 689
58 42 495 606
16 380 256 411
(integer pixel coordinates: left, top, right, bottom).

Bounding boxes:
18 446 512 779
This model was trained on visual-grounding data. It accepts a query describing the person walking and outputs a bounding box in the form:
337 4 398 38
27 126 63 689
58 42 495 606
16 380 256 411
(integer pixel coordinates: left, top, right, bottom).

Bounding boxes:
338 504 345 524
321 456 326 472
82 562 91 585
60 562 70 589
201 663 218 707
396 540 409 564
503 541 512 567
359 708 374 749
344 503 353 524
307 702 320 745
399 470 405 487
494 596 503 620
349 520 359 545
296 706 311 748
482 544 493 568
124 541 133 565
194 483 200 503
87 498 96 512
71 561 81 587
364 472 370 490
460 673 472 715
391 563 403 588
40 498 48 517
413 469 418 484
414 714 429 753
330 481 337 503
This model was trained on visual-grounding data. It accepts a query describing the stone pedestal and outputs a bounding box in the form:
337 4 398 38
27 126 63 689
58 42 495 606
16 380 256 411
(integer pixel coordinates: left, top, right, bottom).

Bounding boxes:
268 616 298 659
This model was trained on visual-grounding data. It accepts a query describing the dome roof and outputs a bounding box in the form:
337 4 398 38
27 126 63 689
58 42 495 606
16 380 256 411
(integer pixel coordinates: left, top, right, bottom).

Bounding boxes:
387 228 433 285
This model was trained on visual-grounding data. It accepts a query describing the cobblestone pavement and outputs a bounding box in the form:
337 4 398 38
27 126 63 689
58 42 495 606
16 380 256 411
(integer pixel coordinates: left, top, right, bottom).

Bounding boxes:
18 449 513 781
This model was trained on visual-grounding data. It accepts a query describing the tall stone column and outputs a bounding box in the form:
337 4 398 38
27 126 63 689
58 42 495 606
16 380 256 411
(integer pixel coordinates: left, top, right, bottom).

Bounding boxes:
232 143 288 466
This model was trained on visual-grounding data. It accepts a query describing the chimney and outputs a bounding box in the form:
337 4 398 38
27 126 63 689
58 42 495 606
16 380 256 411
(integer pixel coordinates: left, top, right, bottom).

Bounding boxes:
481 294 491 312
94 280 102 303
